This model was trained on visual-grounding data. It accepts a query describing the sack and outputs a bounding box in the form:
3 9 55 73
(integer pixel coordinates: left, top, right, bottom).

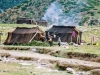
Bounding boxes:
49 38 52 42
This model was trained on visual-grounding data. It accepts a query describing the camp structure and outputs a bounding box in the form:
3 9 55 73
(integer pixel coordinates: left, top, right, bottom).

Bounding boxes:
16 18 36 24
45 26 82 44
4 27 46 45
36 20 48 27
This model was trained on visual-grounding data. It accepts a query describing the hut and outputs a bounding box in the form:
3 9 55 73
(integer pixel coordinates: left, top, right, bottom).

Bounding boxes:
4 27 46 45
46 26 82 44
36 20 48 27
16 18 36 24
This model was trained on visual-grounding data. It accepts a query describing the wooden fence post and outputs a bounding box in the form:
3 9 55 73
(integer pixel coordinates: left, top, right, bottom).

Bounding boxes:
0 31 2 44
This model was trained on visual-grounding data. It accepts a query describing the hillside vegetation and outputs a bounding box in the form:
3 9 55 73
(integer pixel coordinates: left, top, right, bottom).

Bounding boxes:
0 0 100 25
0 0 25 13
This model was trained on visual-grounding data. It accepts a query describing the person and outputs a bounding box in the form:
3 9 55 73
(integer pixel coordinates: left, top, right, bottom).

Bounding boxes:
58 37 61 46
48 36 53 46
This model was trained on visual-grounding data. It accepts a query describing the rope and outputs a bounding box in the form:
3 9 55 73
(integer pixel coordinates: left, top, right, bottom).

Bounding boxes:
29 28 38 43
11 35 19 45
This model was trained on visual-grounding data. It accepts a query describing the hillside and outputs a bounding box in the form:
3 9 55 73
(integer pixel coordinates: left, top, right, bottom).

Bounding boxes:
0 0 100 26
0 0 25 13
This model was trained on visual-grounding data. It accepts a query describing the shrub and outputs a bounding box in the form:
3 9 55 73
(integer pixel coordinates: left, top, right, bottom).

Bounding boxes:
39 50 44 54
16 5 22 9
97 11 100 14
16 56 32 60
15 40 49 46
54 53 59 57
21 6 27 11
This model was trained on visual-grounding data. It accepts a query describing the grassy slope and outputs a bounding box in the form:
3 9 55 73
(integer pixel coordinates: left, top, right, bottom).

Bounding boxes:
0 0 25 12
0 0 100 25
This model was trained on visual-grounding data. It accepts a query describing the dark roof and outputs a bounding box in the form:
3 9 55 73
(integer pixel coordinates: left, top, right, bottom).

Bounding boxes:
47 25 81 33
18 18 32 20
36 20 48 22
13 27 43 34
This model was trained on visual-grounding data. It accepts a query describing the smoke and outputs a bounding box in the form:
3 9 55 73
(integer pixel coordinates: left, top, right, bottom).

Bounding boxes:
42 0 89 26
0 9 4 13
42 2 63 25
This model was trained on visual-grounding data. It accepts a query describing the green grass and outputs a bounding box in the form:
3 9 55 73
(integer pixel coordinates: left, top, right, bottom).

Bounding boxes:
0 24 48 31
2 43 100 56
0 62 72 75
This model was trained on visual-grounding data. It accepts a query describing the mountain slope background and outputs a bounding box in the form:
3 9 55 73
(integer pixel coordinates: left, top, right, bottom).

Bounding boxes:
0 0 25 13
0 0 100 26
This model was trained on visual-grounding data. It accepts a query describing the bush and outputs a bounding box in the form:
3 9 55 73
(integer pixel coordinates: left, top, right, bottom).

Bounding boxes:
16 5 22 9
39 50 44 54
15 40 49 46
21 6 27 11
16 56 32 60
54 53 59 57
97 11 100 14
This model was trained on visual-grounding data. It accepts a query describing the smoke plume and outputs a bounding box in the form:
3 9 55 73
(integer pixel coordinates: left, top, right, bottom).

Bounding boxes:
42 0 89 26
0 9 4 13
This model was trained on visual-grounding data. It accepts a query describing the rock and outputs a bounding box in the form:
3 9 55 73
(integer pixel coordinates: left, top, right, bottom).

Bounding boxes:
66 67 75 74
66 67 90 75
89 69 100 75
19 62 32 66
30 48 38 53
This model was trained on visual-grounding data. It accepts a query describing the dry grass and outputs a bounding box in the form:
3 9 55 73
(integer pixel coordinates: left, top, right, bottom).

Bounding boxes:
0 62 72 75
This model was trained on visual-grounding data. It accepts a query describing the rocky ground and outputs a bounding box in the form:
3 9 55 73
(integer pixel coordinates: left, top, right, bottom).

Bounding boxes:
0 49 100 75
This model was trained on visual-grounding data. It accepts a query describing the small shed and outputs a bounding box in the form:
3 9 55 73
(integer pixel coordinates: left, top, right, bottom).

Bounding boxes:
4 27 46 45
16 18 36 24
36 20 48 27
46 26 82 44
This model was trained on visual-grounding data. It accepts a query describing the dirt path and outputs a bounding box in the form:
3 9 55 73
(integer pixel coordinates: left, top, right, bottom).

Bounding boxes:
0 50 100 71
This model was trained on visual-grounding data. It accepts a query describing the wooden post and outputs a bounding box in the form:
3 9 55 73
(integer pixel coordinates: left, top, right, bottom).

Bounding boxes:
0 33 1 44
29 31 38 43
77 35 78 44
0 31 2 44
71 35 72 43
